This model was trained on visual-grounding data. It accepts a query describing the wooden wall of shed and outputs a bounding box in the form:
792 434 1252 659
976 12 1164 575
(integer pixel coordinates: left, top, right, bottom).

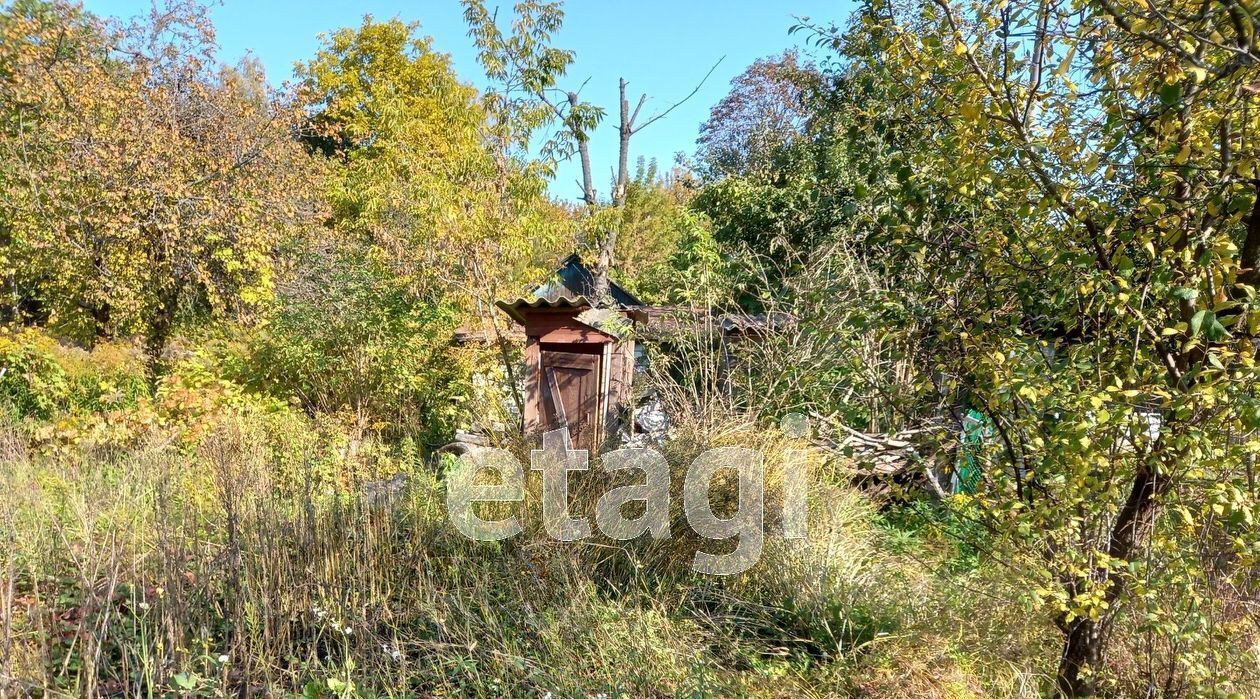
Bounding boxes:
513 307 637 447
605 340 636 438
527 311 617 345
523 337 541 434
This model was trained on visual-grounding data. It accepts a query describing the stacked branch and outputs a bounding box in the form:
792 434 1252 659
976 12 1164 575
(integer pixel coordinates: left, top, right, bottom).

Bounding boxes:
811 413 951 496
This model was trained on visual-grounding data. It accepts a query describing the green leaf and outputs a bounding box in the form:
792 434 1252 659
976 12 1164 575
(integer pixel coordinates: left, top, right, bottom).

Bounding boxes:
1158 82 1182 107
1189 309 1208 337
1206 315 1229 341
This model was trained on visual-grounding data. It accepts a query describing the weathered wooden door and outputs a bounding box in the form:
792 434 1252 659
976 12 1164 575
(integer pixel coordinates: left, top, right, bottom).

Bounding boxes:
540 349 600 450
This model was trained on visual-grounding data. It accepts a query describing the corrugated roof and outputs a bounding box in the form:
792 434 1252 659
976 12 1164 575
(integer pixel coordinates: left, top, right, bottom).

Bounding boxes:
495 295 594 325
528 254 643 307
497 254 645 326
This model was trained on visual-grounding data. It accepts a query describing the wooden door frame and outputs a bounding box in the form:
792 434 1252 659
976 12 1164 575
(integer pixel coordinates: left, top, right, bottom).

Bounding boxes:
538 345 602 449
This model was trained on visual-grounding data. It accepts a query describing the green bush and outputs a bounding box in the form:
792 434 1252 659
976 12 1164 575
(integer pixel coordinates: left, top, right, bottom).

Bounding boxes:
0 330 150 420
0 330 69 419
235 242 475 445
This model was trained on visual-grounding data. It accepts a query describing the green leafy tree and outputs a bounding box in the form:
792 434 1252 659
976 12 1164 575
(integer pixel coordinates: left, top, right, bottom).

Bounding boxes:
245 242 467 443
592 159 725 304
289 16 565 435
0 0 320 369
464 0 721 305
692 52 855 288
795 0 1260 694
297 15 564 306
696 50 821 181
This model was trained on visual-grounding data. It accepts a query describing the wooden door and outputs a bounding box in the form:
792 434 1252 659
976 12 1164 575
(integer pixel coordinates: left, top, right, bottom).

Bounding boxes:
540 349 600 450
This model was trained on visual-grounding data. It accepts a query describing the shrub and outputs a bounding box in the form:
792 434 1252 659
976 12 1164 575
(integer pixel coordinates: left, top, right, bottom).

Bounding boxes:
0 329 69 419
236 242 475 446
0 329 149 420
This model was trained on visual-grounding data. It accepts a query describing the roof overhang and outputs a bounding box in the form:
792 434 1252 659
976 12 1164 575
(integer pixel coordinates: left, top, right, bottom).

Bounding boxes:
495 295 594 325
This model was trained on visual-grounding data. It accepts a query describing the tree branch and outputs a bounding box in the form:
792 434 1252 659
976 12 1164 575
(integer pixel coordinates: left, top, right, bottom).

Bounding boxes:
629 57 725 135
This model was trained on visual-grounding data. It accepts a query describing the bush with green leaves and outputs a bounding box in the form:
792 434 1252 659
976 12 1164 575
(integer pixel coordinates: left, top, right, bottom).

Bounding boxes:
240 242 473 445
0 329 150 420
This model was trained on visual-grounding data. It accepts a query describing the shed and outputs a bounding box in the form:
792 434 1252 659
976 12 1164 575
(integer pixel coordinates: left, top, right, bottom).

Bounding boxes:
496 255 643 451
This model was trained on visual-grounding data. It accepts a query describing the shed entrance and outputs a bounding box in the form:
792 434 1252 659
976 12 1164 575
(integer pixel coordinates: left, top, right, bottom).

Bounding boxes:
539 345 601 450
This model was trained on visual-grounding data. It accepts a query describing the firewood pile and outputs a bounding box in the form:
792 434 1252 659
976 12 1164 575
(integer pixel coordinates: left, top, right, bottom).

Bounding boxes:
810 413 952 495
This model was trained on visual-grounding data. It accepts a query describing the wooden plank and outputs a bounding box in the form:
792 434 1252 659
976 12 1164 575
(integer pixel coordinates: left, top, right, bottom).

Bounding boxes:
605 340 635 436
523 309 617 344
523 338 541 433
539 350 599 450
599 341 612 446
537 326 616 344
545 367 569 428
543 351 599 369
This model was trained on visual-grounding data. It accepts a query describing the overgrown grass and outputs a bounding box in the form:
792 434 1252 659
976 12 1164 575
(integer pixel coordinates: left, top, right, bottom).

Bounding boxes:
0 405 1057 698
4 330 1257 697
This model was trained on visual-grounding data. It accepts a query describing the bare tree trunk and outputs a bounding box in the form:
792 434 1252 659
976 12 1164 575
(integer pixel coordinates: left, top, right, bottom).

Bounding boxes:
1057 618 1104 697
567 91 597 208
559 84 614 306
592 78 644 306
613 79 633 207
592 223 617 306
565 67 716 306
591 80 628 306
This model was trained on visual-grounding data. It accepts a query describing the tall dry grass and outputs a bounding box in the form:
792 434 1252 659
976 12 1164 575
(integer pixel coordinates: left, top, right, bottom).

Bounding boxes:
0 407 1057 698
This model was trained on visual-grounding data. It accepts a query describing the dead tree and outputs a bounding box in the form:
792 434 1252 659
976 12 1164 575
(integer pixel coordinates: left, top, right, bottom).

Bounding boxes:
537 63 722 305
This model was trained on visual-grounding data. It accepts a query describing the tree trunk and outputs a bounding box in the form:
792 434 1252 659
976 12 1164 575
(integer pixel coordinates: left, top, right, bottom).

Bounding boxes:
1237 180 1260 287
144 283 180 382
592 221 617 307
1054 459 1167 696
567 91 597 207
1057 619 1103 697
613 78 631 207
591 78 636 306
86 247 113 348
88 301 112 349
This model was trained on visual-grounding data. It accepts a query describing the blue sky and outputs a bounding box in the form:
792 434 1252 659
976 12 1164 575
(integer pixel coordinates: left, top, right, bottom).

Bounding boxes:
84 0 854 201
